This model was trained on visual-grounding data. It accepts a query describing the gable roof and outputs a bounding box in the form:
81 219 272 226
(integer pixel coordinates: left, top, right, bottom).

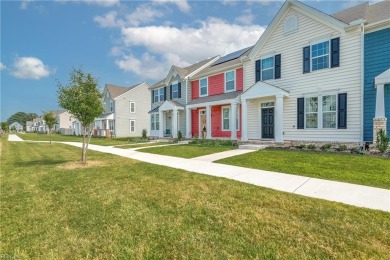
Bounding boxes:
248 0 347 59
191 46 253 79
106 83 142 99
151 56 220 89
331 1 390 25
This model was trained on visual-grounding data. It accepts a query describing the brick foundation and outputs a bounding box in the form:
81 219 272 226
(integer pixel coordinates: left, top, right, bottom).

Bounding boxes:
373 118 387 143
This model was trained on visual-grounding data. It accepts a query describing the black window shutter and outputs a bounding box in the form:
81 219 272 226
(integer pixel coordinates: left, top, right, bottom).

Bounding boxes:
151 90 154 103
275 54 281 79
331 37 340 68
303 46 310 73
178 82 181 98
169 85 172 99
338 93 347 129
297 98 305 129
255 60 261 82
164 87 167 101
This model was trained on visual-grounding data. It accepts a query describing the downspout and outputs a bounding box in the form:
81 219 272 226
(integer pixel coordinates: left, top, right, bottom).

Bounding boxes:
360 21 365 146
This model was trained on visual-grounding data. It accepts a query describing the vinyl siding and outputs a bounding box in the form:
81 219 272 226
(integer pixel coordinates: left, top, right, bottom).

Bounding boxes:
243 8 362 142
115 82 151 137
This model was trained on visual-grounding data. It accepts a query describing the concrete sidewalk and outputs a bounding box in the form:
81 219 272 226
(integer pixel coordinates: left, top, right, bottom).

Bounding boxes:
7 134 24 141
57 141 390 212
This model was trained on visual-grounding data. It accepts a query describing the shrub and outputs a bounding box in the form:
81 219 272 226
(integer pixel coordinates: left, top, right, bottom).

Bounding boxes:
177 130 183 141
376 129 389 154
338 144 348 151
142 129 148 140
350 147 360 154
307 144 316 150
296 144 306 149
321 143 332 151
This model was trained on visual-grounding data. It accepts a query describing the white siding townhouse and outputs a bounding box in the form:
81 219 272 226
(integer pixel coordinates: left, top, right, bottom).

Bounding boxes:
239 0 366 144
94 82 151 138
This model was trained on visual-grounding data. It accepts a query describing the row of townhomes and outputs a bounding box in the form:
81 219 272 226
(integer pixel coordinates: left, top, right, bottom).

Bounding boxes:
26 110 74 134
148 0 389 145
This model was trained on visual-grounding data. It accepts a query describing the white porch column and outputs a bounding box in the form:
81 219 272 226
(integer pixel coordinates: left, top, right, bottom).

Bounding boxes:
275 95 284 142
230 101 237 140
375 84 385 118
172 108 178 138
186 107 192 138
159 110 164 138
241 99 248 141
206 105 212 139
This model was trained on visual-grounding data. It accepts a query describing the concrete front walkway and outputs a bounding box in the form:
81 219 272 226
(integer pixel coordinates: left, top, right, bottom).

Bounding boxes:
57 141 390 212
7 135 390 212
193 149 256 162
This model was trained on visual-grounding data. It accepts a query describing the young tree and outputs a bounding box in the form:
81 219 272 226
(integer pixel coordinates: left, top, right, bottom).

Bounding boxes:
57 68 104 164
1 122 9 132
43 112 57 144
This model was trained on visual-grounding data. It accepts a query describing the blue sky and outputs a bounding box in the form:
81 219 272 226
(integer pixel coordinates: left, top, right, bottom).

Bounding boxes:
1 0 369 121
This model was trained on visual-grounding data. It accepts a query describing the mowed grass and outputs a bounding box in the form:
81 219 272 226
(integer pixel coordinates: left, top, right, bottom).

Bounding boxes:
17 133 142 146
1 139 390 259
114 142 172 149
217 148 390 189
139 144 236 158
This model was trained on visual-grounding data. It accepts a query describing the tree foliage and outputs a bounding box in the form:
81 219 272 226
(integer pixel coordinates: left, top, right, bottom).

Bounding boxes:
376 129 389 154
57 68 104 163
7 112 38 128
1 122 9 132
43 112 57 144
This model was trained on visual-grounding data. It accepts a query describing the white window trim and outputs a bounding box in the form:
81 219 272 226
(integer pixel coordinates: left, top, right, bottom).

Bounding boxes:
224 70 236 93
221 106 230 131
154 87 165 102
151 113 159 131
236 105 240 131
130 119 136 133
172 83 179 99
110 100 114 112
260 55 275 81
310 39 330 72
304 94 338 129
199 77 208 97
198 109 206 137
130 101 135 113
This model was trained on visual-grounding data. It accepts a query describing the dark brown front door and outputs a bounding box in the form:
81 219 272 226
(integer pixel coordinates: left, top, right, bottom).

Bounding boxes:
262 108 274 139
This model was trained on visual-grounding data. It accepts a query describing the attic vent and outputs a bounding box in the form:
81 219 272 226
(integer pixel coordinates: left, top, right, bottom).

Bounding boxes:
284 15 298 34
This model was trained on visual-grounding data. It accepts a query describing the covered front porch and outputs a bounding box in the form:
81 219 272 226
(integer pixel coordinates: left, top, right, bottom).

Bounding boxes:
94 113 115 137
373 68 390 142
158 100 185 138
241 81 289 142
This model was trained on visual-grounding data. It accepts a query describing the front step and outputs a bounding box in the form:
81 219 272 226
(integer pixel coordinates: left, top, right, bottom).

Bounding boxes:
239 144 268 150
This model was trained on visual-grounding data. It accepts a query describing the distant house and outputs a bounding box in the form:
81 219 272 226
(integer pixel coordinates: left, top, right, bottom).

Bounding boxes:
31 116 47 133
49 110 74 135
9 122 23 132
26 121 33 132
94 82 151 138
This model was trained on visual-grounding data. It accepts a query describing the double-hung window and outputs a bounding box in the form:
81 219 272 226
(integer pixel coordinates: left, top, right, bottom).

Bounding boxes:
153 87 165 102
151 114 160 131
311 41 329 71
171 83 179 99
222 107 230 130
110 101 114 112
130 120 136 133
322 95 337 128
305 97 318 128
130 102 135 113
200 78 208 97
305 95 337 129
225 71 235 92
261 57 274 81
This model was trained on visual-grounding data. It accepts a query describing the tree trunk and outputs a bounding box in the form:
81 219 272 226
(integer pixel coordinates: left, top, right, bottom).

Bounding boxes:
81 125 87 164
49 130 52 144
84 123 94 163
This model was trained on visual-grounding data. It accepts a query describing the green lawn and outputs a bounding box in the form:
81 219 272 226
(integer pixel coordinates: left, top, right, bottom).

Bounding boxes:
1 139 390 259
17 133 143 146
217 148 390 189
139 144 236 158
114 142 172 149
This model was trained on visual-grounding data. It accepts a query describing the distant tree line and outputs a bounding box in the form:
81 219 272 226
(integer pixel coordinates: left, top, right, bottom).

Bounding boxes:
1 112 38 131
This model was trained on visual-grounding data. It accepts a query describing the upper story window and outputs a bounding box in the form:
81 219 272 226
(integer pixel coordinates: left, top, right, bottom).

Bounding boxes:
200 78 208 97
106 91 109 97
153 87 165 103
130 102 135 113
172 83 179 99
311 41 329 71
255 54 281 82
225 71 235 92
110 101 114 112
261 57 274 81
303 37 339 73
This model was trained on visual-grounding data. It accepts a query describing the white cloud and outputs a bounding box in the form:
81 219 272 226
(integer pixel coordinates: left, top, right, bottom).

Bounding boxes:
94 11 122 28
55 0 119 7
11 57 54 80
221 0 238 6
20 0 33 10
152 0 191 13
0 62 6 70
115 18 265 80
235 9 255 25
